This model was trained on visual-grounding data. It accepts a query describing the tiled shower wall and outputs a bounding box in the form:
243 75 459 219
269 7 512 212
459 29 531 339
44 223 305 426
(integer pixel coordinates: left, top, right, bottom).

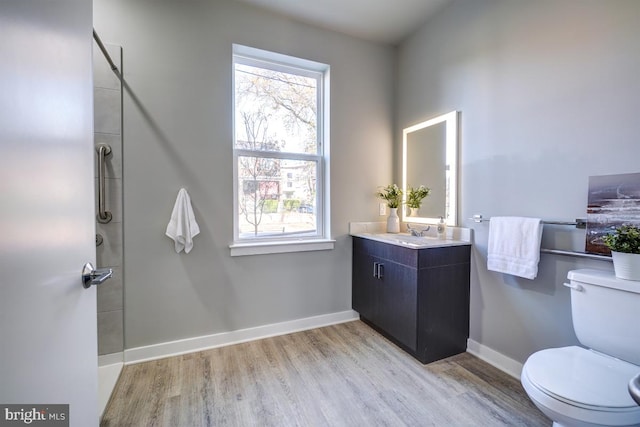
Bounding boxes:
94 44 124 356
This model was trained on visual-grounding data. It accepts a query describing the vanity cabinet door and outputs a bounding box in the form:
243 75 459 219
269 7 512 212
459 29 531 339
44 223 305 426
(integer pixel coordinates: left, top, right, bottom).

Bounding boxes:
416 248 471 363
352 249 381 324
377 261 417 351
352 237 418 352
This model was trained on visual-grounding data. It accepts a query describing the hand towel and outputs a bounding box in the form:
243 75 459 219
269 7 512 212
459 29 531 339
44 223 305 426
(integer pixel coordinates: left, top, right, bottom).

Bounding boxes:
165 188 200 254
487 216 543 280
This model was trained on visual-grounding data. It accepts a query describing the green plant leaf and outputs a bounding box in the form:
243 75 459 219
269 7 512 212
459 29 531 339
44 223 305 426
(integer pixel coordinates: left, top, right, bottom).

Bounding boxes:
602 225 640 254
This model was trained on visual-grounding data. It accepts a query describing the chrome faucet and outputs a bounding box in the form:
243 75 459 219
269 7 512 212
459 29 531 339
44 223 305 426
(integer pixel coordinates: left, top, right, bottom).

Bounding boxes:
406 223 430 237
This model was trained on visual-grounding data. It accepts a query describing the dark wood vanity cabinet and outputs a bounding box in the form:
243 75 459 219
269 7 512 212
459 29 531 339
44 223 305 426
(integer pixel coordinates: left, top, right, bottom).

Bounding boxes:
352 236 471 364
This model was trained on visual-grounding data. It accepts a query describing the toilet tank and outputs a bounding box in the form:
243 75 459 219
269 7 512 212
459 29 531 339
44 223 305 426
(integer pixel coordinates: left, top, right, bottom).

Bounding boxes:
567 269 640 366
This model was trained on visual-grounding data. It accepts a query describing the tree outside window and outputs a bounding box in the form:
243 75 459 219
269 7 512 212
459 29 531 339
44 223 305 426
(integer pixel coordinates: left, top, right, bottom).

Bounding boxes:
233 46 328 242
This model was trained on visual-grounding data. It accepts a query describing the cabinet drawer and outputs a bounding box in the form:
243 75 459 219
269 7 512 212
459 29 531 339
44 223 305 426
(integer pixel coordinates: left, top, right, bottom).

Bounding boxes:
353 237 418 268
418 245 471 269
354 237 470 269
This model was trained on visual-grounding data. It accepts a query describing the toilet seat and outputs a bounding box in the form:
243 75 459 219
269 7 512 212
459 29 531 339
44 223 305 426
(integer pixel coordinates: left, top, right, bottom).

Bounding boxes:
525 346 640 410
522 346 640 426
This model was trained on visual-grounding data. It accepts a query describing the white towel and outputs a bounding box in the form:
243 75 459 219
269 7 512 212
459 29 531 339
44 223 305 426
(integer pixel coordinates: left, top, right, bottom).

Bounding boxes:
487 216 543 280
165 188 200 254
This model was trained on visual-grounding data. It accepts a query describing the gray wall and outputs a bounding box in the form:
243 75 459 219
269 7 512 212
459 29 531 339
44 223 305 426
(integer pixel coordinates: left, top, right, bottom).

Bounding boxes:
94 0 394 348
397 0 640 363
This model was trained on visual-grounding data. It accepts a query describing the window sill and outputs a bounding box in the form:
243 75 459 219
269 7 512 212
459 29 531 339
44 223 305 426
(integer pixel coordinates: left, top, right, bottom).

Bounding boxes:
229 239 335 257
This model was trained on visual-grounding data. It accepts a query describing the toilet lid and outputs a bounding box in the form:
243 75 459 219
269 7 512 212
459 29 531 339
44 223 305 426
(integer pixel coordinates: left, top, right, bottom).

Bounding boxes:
525 346 640 409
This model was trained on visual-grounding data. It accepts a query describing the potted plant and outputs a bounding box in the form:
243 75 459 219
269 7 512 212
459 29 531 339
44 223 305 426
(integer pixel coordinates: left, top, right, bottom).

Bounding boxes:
602 224 640 281
405 185 431 217
376 184 402 233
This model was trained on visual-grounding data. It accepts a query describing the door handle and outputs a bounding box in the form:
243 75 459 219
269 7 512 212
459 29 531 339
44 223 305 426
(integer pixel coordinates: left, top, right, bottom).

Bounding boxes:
82 262 113 288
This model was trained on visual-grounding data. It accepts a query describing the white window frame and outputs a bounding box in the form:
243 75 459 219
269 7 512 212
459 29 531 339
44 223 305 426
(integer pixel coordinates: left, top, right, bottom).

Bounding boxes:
230 44 333 256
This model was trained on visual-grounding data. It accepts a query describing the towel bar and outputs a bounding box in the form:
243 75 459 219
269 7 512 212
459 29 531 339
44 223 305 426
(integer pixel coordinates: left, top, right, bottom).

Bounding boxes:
471 214 611 261
540 248 612 262
470 214 586 229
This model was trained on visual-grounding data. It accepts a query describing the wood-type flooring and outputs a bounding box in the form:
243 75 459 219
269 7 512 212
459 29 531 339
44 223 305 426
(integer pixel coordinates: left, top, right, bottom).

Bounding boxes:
101 320 548 426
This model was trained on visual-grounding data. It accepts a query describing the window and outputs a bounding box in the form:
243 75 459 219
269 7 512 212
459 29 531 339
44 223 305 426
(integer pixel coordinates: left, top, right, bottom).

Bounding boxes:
231 45 332 256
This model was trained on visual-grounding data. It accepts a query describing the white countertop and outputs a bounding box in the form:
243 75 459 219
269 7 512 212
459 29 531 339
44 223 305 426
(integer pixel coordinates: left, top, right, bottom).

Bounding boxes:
351 232 471 249
348 221 472 249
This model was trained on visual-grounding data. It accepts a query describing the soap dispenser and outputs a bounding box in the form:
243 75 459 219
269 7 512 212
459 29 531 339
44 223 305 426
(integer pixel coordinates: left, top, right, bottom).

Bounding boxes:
437 216 447 239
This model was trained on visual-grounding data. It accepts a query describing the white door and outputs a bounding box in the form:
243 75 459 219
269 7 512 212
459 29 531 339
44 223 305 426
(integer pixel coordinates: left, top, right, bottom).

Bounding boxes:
0 1 98 426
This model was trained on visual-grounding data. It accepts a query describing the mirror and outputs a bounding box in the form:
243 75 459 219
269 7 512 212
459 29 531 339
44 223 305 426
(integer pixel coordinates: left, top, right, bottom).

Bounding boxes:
402 111 458 226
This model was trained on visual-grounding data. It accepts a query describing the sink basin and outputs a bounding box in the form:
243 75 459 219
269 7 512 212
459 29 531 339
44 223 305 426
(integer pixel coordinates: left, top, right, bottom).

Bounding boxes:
630 373 640 406
355 232 468 249
378 233 437 246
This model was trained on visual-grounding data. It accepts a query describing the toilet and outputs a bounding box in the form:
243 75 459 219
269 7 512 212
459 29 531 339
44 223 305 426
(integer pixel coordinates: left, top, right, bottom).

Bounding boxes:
521 269 640 427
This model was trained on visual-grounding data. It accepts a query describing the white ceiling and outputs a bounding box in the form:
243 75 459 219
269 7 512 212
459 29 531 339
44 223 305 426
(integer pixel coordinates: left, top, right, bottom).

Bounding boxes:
235 0 452 45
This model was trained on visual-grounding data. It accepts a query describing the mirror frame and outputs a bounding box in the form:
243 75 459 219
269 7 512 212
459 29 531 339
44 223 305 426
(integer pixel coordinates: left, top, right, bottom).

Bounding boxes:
402 111 458 226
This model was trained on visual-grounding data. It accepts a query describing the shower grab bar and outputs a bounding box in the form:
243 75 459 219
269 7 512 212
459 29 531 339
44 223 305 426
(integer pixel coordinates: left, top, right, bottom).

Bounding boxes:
470 213 612 262
96 144 112 224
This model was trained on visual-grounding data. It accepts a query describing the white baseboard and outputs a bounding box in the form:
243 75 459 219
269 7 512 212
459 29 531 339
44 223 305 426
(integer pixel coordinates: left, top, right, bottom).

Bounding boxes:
466 339 523 379
98 352 124 367
124 310 360 365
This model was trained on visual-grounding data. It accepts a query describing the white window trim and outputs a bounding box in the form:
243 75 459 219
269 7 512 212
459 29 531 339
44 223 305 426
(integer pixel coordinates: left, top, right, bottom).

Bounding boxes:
229 239 335 257
231 44 332 256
